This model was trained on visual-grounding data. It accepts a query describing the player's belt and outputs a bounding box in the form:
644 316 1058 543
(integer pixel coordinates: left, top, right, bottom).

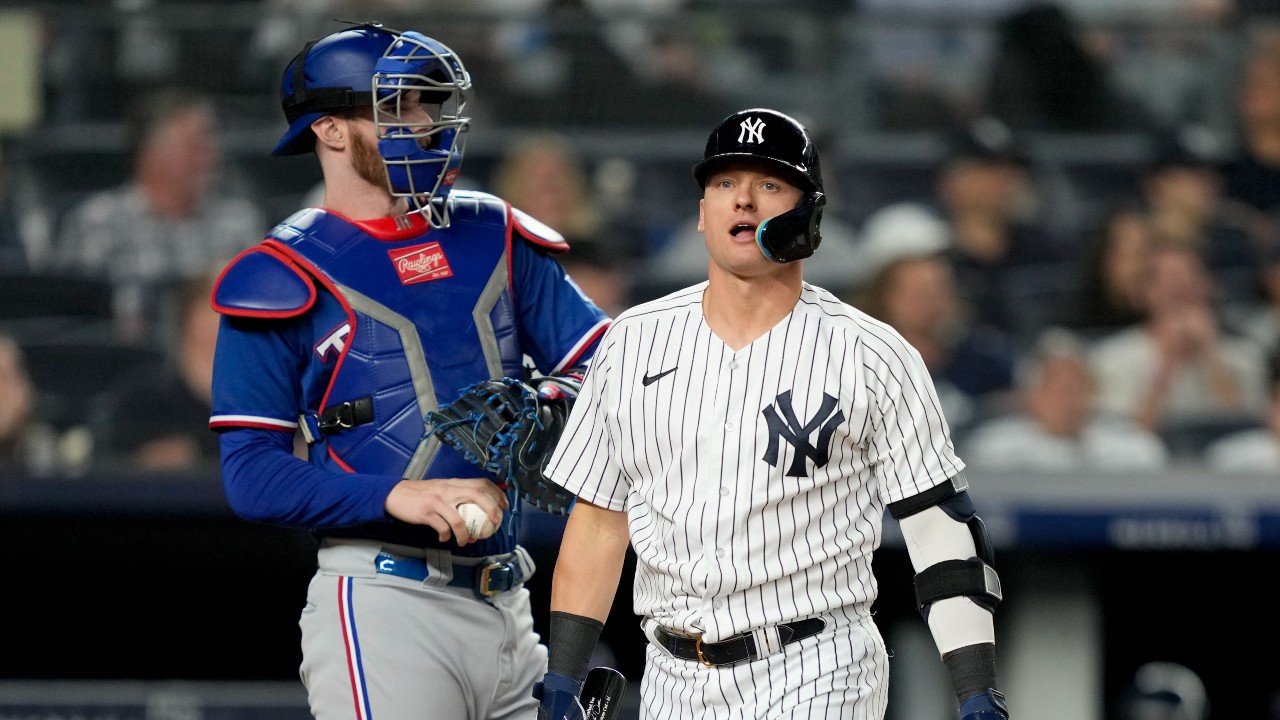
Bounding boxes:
374 550 528 599
653 618 826 667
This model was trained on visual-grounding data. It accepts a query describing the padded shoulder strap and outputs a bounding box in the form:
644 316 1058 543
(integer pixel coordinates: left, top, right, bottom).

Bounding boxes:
447 189 569 254
212 243 317 318
511 206 569 255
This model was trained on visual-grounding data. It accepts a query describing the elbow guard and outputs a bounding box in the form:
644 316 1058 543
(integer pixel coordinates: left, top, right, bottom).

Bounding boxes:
890 475 1003 619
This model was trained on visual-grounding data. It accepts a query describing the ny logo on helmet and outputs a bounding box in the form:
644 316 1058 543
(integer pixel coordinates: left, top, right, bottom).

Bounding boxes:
738 117 766 144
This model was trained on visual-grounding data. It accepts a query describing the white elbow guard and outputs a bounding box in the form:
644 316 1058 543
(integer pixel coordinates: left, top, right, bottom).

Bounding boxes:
891 475 1003 621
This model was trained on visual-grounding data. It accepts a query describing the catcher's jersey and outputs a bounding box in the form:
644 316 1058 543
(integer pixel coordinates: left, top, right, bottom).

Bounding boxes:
545 282 963 642
210 194 610 552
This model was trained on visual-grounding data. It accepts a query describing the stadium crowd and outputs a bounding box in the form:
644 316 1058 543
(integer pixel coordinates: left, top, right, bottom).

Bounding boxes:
2 2 1280 480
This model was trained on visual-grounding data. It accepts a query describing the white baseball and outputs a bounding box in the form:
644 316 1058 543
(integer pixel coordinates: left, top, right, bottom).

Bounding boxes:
457 502 499 540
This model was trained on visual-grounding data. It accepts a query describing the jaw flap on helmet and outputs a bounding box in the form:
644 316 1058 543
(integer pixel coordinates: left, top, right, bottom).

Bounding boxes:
755 191 826 264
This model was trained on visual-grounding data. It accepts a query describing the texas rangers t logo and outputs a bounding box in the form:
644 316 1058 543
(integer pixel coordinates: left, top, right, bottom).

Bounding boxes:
761 391 845 477
739 117 766 144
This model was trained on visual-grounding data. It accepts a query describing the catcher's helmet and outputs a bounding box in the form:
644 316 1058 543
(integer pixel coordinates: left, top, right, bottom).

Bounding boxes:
693 108 826 263
273 24 400 156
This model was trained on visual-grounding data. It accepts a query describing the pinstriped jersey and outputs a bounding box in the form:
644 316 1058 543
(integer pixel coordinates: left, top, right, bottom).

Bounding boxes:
545 282 964 643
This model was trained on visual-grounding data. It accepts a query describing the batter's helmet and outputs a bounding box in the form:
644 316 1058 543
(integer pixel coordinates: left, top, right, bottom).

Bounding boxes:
693 108 826 264
273 24 400 156
692 108 823 194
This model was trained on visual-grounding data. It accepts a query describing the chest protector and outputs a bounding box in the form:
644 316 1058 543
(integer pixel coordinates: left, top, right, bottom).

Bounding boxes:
268 196 526 480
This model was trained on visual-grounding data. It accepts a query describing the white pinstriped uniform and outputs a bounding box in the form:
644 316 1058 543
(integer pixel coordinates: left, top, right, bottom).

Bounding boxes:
546 281 965 719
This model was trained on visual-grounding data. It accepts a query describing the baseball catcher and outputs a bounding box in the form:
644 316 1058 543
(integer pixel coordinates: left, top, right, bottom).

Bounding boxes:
425 373 584 518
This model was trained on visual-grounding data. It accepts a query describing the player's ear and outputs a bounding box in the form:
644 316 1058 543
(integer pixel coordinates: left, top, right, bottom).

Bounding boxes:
312 115 347 151
697 199 705 233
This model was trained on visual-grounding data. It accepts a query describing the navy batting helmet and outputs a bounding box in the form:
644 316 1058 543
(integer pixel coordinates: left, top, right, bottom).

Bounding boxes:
692 108 823 194
272 24 401 156
694 108 826 264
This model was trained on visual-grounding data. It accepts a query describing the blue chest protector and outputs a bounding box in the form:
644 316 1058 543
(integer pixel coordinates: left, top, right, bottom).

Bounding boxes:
220 193 537 482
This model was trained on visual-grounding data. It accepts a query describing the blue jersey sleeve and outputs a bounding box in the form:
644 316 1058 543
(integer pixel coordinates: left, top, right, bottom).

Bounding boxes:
511 239 610 373
219 427 402 528
211 304 404 529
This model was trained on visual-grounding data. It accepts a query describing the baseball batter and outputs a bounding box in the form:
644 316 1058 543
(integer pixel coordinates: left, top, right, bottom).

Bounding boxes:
533 109 1009 720
207 23 610 720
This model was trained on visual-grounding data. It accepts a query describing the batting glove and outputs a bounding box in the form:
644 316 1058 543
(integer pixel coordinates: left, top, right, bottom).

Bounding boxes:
533 671 584 720
960 689 1009 720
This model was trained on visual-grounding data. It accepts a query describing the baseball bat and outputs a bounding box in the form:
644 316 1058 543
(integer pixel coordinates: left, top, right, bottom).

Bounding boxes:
579 666 627 720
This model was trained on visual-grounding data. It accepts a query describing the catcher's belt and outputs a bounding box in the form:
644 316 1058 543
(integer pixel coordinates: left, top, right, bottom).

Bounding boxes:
652 617 827 667
373 548 532 599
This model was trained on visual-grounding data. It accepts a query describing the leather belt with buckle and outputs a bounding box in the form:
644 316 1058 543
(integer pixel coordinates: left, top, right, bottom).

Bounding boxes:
653 618 826 667
374 551 527 599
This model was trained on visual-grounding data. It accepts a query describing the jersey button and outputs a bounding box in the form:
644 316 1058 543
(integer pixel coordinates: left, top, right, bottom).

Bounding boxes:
725 421 734 431
728 360 739 370
715 548 725 558
719 487 730 496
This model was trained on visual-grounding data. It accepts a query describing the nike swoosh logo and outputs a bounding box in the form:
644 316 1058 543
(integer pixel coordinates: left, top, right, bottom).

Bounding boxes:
641 367 678 386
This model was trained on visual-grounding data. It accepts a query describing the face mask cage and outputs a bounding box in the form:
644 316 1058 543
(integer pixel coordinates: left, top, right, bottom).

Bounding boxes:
372 31 472 228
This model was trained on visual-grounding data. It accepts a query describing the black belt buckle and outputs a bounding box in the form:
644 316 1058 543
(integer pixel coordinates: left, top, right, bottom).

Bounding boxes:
477 561 510 597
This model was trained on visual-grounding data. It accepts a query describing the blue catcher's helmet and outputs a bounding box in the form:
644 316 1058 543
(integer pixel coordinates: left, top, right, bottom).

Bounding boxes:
372 31 471 228
272 24 400 157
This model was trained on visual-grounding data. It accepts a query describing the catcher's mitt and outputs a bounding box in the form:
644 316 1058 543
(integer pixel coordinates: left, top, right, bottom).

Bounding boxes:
424 376 577 515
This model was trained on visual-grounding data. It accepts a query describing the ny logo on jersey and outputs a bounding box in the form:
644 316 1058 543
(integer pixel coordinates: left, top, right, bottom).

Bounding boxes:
738 117 766 144
761 391 844 477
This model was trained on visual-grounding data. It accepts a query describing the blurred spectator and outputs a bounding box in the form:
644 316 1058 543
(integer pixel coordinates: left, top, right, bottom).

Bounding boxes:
933 116 1075 344
983 3 1152 132
1203 350 1280 472
852 217 1016 436
557 240 632 317
86 272 220 474
488 132 639 313
490 132 608 250
48 88 264 347
1087 240 1269 434
1221 38 1280 224
850 201 952 288
1070 199 1153 337
0 335 62 477
1140 123 1267 309
961 327 1168 471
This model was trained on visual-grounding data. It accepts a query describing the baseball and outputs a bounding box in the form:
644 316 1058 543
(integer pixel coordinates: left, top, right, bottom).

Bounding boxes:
457 502 499 540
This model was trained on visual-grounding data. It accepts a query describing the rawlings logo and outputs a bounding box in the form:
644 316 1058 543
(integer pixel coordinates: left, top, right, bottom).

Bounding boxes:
388 242 453 284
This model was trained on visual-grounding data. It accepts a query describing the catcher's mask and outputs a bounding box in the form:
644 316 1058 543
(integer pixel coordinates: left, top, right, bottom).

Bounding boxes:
693 108 825 263
273 22 471 229
372 31 471 229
